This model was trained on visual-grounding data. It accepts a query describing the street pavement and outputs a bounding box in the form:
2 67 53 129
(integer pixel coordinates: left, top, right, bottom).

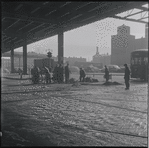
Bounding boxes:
1 73 148 146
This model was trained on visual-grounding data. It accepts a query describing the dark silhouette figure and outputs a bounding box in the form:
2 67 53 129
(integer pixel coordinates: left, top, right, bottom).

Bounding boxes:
31 66 40 84
124 64 130 90
104 65 109 82
58 64 64 83
44 66 51 84
53 64 59 83
65 63 71 83
80 68 86 82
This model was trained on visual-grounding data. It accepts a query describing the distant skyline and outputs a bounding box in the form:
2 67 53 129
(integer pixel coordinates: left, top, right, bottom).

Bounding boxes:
14 17 146 61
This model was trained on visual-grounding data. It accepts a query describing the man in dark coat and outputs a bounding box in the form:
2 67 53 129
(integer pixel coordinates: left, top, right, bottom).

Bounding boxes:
53 64 59 83
34 66 40 84
31 66 39 84
65 63 71 83
31 67 35 84
104 65 109 82
124 64 130 90
80 68 86 82
44 66 51 84
58 64 64 83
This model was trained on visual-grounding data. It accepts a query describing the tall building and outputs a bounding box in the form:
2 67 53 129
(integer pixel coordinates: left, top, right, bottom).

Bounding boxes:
111 24 135 66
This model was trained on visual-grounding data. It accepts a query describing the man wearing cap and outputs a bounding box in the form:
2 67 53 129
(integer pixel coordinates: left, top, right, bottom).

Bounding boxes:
124 64 130 90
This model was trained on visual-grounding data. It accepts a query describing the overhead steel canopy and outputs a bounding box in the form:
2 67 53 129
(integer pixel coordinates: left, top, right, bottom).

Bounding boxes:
113 3 149 23
2 1 148 53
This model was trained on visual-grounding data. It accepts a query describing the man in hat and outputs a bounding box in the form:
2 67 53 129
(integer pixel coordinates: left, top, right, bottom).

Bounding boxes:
104 65 109 83
124 64 130 90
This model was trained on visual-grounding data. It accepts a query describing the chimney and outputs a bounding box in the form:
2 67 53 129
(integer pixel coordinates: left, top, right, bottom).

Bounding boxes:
96 46 99 54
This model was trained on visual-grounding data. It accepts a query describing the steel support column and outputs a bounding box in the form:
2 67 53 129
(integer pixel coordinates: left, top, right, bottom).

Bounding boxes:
11 48 14 73
58 31 64 64
23 39 27 74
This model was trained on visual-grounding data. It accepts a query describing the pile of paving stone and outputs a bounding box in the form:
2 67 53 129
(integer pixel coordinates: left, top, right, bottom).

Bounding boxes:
69 78 77 83
85 77 99 82
71 81 81 87
69 78 81 87
102 81 123 85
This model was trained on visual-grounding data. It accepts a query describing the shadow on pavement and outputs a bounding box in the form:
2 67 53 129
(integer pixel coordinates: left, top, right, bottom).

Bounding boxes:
130 79 147 84
1 107 57 146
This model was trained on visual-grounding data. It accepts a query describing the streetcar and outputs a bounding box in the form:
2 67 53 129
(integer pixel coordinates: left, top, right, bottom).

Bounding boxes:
130 49 148 81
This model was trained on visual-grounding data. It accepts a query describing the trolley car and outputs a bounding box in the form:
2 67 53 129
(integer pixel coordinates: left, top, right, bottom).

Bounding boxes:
130 49 148 81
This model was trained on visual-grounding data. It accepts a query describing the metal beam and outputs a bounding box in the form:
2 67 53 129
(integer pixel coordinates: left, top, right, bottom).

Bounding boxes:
3 19 20 31
2 12 56 25
138 16 149 21
23 39 27 74
135 6 149 11
3 32 24 39
112 15 147 24
11 49 14 73
58 31 64 65
124 10 145 18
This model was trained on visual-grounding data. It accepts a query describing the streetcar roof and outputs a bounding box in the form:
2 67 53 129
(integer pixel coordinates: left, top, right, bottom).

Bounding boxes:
132 49 148 52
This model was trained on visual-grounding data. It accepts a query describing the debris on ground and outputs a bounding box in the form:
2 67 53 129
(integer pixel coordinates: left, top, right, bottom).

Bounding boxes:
85 77 99 82
71 81 81 87
69 78 77 83
102 81 123 85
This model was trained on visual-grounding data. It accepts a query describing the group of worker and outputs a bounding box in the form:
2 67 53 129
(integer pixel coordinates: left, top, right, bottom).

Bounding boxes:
31 63 87 84
31 63 71 84
52 63 70 83
31 63 130 90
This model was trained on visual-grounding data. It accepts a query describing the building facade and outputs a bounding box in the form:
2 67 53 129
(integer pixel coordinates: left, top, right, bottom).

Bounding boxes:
111 24 148 66
111 24 135 66
52 56 86 66
99 53 111 66
92 47 111 66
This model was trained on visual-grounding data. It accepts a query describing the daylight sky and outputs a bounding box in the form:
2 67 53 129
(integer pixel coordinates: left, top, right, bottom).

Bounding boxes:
14 5 148 61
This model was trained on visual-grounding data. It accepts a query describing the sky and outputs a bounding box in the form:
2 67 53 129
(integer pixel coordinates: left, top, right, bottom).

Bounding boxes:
14 8 147 61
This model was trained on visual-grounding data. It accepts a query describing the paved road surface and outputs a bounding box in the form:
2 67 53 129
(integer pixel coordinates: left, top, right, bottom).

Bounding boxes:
1 74 147 146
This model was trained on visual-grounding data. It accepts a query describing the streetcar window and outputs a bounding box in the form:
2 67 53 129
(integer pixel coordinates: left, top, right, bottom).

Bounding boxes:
143 57 148 64
131 59 134 65
134 58 138 64
138 57 141 65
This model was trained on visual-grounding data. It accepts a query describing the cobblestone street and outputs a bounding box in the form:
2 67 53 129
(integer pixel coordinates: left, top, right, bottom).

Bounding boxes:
1 75 148 146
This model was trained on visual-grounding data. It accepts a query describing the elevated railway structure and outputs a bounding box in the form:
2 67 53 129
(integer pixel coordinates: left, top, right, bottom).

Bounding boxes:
2 2 148 74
